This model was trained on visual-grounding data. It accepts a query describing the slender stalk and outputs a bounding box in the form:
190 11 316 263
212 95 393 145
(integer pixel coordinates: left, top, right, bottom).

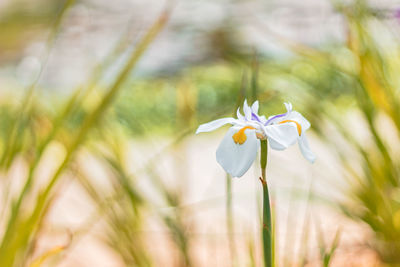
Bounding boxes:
0 0 74 168
0 0 75 255
226 173 236 264
251 50 258 103
259 140 272 267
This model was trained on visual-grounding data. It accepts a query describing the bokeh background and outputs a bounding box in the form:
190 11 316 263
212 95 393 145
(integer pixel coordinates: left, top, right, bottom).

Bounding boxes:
0 0 400 266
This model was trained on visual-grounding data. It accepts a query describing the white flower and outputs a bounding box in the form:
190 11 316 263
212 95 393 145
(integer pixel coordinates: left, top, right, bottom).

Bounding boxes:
264 102 316 164
196 100 315 178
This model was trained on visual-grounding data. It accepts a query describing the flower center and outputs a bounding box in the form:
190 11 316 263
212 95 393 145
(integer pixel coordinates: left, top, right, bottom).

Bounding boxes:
279 120 302 135
232 126 255 145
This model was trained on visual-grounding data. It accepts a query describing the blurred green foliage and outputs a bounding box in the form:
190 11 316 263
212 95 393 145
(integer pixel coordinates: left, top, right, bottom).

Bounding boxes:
1 0 400 266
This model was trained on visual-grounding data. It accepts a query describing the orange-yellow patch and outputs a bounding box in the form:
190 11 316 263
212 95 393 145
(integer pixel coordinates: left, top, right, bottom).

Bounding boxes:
232 126 255 144
279 120 302 135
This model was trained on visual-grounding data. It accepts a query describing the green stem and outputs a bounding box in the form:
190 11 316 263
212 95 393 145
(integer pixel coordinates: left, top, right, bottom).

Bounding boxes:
226 173 236 264
260 140 272 267
251 51 258 103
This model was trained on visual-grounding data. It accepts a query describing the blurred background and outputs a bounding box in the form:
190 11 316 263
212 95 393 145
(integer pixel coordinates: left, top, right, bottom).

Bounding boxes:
0 0 400 266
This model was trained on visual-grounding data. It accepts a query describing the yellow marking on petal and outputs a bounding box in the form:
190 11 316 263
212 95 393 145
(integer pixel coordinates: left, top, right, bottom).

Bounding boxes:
279 120 302 135
232 126 255 145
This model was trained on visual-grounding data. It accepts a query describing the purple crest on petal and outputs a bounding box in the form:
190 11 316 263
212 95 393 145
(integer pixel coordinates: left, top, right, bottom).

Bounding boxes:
265 113 286 125
251 112 261 122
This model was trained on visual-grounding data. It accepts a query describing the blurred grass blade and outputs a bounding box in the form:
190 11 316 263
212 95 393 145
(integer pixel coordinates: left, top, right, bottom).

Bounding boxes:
0 7 171 266
29 245 66 267
0 0 75 168
29 234 71 267
323 228 341 267
250 51 259 103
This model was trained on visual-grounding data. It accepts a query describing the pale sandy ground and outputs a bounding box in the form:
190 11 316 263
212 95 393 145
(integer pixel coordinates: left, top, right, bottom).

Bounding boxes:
26 130 380 267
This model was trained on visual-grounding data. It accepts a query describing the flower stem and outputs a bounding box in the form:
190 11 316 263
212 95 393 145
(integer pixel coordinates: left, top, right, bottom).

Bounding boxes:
226 173 236 265
260 140 272 267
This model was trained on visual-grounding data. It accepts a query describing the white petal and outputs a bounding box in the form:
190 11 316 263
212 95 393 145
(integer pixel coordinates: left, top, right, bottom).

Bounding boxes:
266 114 275 122
243 99 252 121
284 102 292 113
251 100 259 114
287 111 311 131
264 123 298 149
259 115 267 124
268 138 286 150
298 134 316 163
216 127 260 177
236 107 245 121
196 118 237 134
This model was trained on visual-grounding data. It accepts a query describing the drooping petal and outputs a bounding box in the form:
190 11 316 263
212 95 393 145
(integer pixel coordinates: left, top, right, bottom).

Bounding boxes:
236 107 245 121
251 100 259 114
264 123 298 149
196 118 237 134
216 127 260 177
243 99 252 121
298 134 316 163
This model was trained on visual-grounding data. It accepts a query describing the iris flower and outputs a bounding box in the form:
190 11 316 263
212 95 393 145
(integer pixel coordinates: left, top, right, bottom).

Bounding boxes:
196 100 315 177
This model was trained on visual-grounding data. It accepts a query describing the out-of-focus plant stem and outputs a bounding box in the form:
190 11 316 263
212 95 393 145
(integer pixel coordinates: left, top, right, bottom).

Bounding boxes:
251 51 259 103
260 140 272 267
43 8 170 196
39 2 170 227
225 71 248 265
1 8 141 248
0 0 75 260
0 0 74 169
0 8 170 266
226 173 235 262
